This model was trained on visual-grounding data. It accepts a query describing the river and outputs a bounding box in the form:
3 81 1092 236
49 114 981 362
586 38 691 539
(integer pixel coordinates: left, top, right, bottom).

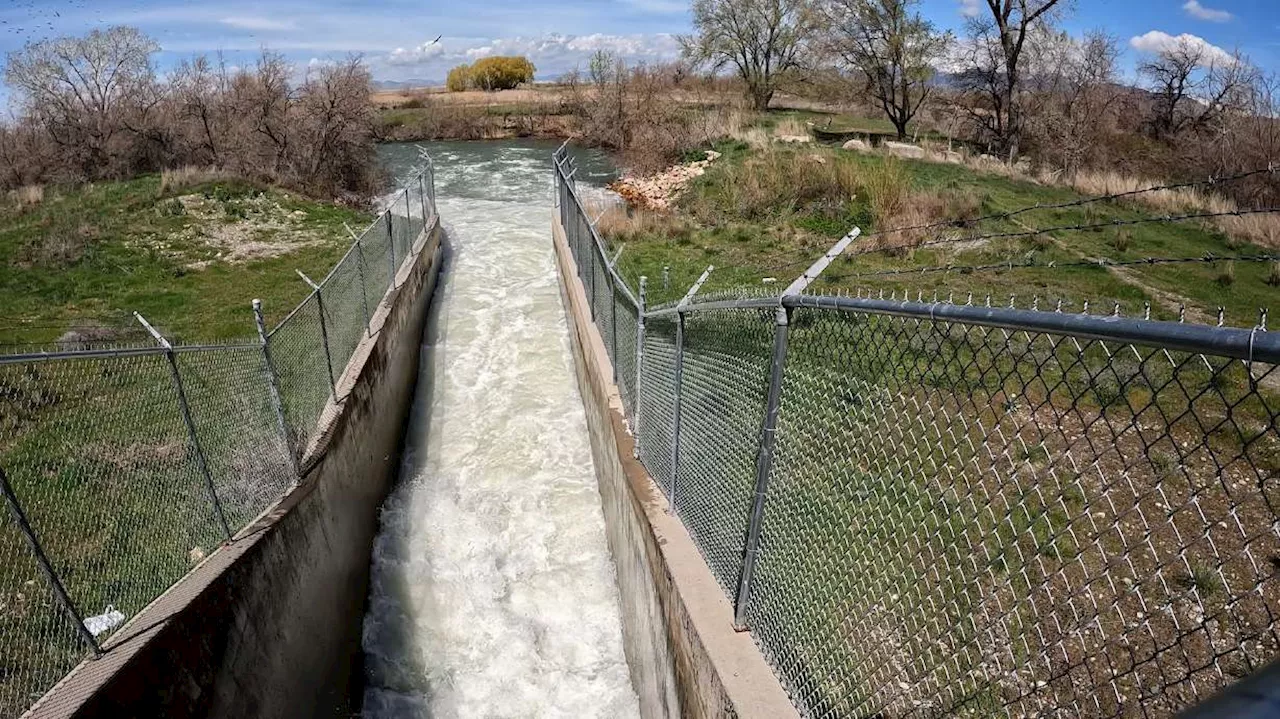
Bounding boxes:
360 141 638 718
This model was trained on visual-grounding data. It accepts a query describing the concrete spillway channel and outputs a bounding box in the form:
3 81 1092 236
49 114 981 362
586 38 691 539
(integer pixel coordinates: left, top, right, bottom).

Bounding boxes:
361 142 641 718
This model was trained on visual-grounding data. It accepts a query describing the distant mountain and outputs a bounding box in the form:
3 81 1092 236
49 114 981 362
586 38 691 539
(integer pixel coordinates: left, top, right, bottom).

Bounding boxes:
373 79 441 91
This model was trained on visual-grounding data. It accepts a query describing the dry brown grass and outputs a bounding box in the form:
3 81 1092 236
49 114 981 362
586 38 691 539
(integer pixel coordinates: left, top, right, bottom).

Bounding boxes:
160 166 234 194
11 184 43 207
1060 169 1280 250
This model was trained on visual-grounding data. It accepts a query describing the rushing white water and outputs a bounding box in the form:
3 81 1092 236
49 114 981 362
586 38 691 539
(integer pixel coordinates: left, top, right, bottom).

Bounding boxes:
361 143 639 719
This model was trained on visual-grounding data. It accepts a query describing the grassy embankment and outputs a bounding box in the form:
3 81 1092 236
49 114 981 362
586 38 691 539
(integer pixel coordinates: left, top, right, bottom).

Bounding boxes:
598 138 1280 714
0 173 373 345
602 139 1279 328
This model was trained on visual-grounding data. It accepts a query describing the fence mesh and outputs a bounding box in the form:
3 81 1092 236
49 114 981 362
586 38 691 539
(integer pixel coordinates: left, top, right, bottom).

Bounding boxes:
550 146 1280 718
0 162 436 714
0 352 229 648
0 509 88 717
675 308 774 596
176 346 296 530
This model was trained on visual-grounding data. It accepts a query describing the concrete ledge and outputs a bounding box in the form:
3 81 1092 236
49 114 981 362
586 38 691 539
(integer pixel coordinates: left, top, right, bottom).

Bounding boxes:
26 216 445 719
550 213 797 719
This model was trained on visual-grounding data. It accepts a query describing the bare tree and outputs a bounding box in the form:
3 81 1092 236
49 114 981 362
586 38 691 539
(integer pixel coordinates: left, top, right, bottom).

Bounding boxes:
682 0 817 111
1139 40 1255 139
5 26 159 178
818 0 949 140
1022 30 1121 171
956 0 1068 161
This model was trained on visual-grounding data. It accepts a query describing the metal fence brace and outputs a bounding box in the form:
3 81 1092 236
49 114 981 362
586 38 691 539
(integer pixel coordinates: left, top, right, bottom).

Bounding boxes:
254 299 299 473
669 265 714 517
0 467 102 657
295 270 337 395
135 312 234 541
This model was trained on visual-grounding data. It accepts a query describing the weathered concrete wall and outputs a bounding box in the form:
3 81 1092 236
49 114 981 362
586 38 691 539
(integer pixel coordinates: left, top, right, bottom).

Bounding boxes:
27 218 444 719
550 216 798 719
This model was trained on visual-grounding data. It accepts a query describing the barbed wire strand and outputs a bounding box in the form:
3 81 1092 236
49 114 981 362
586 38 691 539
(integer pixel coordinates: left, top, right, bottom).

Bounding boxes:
837 253 1280 280
753 165 1280 271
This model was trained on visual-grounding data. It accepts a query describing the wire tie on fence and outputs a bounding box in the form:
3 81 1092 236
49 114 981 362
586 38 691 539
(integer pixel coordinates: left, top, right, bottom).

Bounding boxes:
1113 303 1121 317
1179 305 1187 323
1082 300 1090 315
1218 308 1226 327
1144 302 1152 320
1248 325 1260 391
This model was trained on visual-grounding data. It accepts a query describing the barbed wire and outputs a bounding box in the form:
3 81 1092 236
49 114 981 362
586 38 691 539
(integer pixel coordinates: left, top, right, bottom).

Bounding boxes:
848 206 1280 259
858 165 1279 241
756 165 1280 271
835 253 1280 280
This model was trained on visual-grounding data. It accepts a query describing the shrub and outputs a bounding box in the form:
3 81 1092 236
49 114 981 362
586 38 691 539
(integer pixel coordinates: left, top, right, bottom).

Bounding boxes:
468 56 535 91
446 64 470 92
1216 262 1235 287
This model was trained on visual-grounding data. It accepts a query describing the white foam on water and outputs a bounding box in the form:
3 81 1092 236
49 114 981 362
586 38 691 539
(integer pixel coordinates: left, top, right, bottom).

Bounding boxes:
361 146 640 719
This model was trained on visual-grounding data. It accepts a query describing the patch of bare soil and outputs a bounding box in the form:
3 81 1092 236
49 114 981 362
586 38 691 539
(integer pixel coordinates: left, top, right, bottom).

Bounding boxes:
143 194 323 269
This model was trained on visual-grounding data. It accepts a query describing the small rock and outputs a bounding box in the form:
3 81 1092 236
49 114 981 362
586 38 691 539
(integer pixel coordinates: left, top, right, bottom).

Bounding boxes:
884 141 925 160
776 134 812 143
942 150 963 164
842 139 870 152
189 546 207 565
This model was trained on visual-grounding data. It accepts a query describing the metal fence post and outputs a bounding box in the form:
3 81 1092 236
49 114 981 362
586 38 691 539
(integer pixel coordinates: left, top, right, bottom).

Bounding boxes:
134 312 234 541
419 173 429 224
386 209 398 288
344 224 372 336
608 265 619 380
734 304 792 629
586 218 597 319
295 271 337 395
402 188 412 254
0 467 102 657
633 276 647 459
733 228 861 629
668 266 714 516
253 300 298 474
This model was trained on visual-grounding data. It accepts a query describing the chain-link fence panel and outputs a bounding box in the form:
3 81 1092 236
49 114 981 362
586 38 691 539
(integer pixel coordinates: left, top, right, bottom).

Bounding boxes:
637 315 679 499
175 346 296 532
360 214 393 313
388 193 415 267
319 248 369 374
674 307 774 596
743 304 1280 718
268 295 332 454
592 251 615 367
0 500 92 716
612 289 639 417
0 353 230 650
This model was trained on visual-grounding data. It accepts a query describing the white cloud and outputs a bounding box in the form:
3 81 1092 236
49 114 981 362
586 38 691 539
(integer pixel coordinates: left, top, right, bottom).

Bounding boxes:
621 0 689 13
959 0 983 18
384 33 682 76
388 40 448 66
1129 31 1235 66
219 16 297 32
1182 0 1232 23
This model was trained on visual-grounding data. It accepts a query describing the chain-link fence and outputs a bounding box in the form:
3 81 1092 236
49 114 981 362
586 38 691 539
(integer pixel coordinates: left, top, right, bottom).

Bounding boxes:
0 162 436 716
553 146 1280 717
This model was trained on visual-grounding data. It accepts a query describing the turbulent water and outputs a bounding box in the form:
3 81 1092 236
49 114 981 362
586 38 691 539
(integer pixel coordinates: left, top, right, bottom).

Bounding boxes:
361 142 639 719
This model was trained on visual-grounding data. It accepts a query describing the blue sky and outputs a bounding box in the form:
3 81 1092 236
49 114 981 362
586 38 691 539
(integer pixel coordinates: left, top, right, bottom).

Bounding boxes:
0 0 1275 84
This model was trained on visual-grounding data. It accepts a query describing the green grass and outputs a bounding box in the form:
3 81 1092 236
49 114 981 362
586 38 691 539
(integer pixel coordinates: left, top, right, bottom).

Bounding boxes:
606 142 1276 327
0 175 373 345
602 142 1280 715
0 174 374 714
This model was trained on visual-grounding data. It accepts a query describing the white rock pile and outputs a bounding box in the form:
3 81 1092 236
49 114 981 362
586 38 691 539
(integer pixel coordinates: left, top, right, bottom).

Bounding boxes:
610 150 722 211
